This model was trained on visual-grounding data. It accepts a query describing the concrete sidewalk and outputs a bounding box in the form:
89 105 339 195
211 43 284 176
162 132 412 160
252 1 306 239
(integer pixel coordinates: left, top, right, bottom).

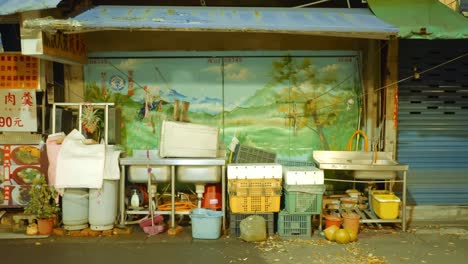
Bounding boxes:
1 221 467 264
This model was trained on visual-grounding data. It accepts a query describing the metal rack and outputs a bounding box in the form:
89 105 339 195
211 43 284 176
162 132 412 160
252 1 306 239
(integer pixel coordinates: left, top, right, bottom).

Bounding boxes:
322 176 408 231
51 102 115 144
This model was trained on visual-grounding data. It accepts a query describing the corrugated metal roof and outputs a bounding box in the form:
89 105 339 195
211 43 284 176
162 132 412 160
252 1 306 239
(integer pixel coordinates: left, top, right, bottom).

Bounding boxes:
23 6 398 39
0 0 61 16
368 0 468 39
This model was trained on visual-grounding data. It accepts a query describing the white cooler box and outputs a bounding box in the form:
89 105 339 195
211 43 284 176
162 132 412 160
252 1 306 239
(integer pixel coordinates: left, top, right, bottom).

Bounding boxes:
159 120 219 158
227 163 283 179
283 166 324 185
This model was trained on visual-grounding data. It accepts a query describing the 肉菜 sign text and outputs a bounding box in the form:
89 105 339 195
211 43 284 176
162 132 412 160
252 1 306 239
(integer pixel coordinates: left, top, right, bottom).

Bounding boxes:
0 89 37 132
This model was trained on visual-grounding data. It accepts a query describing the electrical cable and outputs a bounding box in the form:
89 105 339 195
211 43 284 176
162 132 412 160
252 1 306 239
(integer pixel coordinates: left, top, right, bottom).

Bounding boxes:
371 51 468 93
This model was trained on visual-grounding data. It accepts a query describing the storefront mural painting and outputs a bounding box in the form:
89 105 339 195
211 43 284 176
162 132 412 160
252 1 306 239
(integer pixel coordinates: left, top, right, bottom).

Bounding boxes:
84 51 361 162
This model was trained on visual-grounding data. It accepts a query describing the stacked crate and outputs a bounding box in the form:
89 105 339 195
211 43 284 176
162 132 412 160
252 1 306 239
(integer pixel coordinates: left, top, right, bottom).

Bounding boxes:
227 164 283 237
278 166 325 238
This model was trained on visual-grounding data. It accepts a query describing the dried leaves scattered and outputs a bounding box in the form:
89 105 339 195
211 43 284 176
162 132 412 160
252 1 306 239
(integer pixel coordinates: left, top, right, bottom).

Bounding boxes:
253 235 387 264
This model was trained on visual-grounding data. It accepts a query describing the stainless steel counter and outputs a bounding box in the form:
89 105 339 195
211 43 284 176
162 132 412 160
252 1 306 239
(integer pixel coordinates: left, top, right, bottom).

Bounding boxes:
120 157 226 166
118 157 226 231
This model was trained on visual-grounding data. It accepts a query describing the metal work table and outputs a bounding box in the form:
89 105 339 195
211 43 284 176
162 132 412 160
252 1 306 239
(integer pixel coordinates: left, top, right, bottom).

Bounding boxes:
119 157 226 231
312 151 409 231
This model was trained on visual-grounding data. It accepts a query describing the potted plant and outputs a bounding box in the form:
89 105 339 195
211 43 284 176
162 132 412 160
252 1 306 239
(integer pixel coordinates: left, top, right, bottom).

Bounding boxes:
81 104 102 143
24 174 59 235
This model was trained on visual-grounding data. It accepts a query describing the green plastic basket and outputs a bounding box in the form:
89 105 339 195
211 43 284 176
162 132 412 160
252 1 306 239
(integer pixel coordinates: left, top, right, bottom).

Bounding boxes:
278 210 312 238
283 185 325 215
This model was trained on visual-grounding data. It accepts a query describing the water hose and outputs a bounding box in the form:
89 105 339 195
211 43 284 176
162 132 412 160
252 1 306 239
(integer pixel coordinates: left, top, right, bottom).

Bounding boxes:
157 202 197 211
347 130 369 151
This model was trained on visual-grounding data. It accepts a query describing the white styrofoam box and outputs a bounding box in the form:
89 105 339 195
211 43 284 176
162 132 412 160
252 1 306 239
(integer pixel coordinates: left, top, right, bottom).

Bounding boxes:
133 149 160 159
159 120 219 158
283 166 324 185
227 163 283 179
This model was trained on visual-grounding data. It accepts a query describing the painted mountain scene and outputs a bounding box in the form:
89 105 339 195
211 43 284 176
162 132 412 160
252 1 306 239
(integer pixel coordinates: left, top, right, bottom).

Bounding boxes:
84 53 361 161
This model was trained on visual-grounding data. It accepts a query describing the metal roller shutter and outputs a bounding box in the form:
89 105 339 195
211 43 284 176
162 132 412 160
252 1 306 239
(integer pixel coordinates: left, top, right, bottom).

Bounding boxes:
398 39 468 205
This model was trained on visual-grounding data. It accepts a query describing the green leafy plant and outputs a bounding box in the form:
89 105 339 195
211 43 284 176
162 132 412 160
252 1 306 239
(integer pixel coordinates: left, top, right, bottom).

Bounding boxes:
24 175 59 219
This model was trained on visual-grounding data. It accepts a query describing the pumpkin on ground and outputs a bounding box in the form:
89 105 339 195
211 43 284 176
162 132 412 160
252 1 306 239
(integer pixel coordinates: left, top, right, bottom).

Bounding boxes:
334 228 351 244
345 228 358 242
324 225 339 241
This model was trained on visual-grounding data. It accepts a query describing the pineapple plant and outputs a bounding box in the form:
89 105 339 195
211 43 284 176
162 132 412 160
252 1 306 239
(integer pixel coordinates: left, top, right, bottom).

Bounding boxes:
81 105 101 141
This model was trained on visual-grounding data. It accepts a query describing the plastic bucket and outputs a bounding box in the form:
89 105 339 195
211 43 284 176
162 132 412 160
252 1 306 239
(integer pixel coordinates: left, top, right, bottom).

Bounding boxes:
324 214 342 229
190 208 223 239
89 180 118 231
202 184 222 210
62 188 89 230
343 213 361 235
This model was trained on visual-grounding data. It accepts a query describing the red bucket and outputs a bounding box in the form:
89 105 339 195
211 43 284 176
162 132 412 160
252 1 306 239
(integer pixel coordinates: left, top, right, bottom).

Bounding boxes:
324 214 343 229
202 184 222 210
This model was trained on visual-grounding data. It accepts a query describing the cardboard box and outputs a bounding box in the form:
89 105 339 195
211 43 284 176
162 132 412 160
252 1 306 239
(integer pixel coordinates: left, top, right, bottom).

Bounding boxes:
159 121 219 158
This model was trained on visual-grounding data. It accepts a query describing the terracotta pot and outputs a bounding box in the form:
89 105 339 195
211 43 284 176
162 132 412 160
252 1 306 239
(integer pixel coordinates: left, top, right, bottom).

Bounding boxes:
37 218 54 235
343 213 361 235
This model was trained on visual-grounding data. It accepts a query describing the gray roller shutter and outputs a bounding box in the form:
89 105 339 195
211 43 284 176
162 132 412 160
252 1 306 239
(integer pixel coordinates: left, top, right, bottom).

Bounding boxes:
398 39 468 205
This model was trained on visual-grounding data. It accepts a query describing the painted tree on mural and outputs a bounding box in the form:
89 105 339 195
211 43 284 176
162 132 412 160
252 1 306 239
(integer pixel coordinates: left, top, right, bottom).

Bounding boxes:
271 56 356 150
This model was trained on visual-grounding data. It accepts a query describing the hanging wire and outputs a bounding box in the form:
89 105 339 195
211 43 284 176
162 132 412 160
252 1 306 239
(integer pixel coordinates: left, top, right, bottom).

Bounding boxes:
371 51 468 94
293 0 331 8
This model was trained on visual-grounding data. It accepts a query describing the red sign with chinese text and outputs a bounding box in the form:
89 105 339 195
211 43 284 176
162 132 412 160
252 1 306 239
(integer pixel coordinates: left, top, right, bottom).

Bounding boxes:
0 54 39 89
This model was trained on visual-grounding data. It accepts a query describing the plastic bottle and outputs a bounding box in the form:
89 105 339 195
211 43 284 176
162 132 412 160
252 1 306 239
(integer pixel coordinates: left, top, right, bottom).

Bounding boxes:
131 189 140 208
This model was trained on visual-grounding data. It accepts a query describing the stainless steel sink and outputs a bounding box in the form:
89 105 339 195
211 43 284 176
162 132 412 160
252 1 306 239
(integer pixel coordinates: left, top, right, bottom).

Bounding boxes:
348 159 398 165
127 165 171 183
176 165 222 183
312 151 408 179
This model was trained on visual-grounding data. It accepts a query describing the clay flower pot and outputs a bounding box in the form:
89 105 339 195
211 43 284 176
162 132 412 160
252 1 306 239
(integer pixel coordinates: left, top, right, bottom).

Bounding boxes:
37 218 54 235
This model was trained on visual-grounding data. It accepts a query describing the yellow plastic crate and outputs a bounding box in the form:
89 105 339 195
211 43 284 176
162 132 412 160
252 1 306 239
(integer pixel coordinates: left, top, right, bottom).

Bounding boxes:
229 196 281 213
228 179 282 196
371 193 401 220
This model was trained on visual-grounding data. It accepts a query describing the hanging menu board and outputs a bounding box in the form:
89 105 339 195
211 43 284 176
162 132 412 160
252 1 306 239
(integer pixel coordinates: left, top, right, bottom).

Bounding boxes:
0 89 37 132
0 54 39 89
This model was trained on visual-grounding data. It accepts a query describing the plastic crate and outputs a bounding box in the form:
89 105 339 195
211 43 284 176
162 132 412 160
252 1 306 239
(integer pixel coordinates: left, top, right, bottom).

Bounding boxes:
233 144 276 163
229 213 275 237
227 163 283 179
229 196 281 213
276 159 315 167
371 193 401 220
283 185 325 214
228 179 282 196
278 210 312 238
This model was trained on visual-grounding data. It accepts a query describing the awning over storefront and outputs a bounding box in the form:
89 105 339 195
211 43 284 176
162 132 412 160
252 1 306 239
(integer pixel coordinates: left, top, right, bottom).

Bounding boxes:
368 0 468 39
0 0 61 16
22 5 398 39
